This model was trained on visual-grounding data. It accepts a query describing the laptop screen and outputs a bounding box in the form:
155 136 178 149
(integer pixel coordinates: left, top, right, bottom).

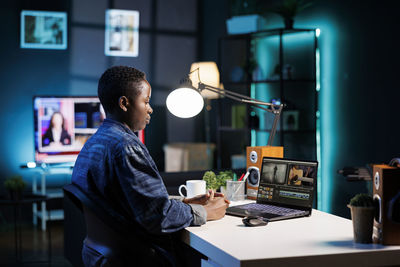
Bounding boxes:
257 157 318 209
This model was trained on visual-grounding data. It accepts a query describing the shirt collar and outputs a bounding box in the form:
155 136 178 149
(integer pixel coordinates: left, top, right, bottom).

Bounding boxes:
103 118 135 135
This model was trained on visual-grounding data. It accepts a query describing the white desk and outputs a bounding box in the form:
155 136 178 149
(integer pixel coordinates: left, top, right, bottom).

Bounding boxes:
180 209 400 267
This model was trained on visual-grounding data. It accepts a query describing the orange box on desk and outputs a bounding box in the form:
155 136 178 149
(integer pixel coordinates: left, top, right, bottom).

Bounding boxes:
246 146 284 200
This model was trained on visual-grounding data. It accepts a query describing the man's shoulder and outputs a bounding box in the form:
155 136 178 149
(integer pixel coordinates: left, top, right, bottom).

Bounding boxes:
85 123 141 153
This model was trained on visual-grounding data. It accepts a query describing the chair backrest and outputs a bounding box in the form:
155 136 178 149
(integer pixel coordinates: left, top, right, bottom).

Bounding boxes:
63 184 176 266
63 186 86 267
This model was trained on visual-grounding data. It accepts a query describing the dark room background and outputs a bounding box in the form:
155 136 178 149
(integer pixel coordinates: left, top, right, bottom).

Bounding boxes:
0 0 399 218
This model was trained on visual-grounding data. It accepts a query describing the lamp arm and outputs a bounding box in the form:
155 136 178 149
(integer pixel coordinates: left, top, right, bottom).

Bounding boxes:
199 82 283 146
200 83 280 113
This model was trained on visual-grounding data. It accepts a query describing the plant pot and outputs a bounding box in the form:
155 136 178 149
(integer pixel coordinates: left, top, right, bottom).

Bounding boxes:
347 205 375 243
220 186 227 196
8 190 23 201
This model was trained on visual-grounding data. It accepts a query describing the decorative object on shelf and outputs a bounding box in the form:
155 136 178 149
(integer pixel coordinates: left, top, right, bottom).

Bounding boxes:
268 0 313 29
105 9 139 57
283 64 294 80
226 0 267 34
226 14 266 35
20 10 67 50
268 64 281 80
4 175 26 200
347 193 374 243
230 66 245 82
232 104 247 129
283 110 299 131
248 110 260 129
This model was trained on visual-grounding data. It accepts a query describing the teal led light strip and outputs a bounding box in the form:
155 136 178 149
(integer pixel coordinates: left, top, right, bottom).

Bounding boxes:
250 83 256 147
315 29 322 209
316 47 321 92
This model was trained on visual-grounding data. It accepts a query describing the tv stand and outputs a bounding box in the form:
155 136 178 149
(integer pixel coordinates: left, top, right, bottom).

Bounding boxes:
31 163 73 231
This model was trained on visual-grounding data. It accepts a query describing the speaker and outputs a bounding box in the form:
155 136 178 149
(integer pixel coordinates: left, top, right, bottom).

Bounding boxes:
246 146 284 199
372 164 400 245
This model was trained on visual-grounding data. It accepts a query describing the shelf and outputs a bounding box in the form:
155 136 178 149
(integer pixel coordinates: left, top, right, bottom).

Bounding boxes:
34 210 64 221
218 127 315 134
222 28 317 40
223 79 316 86
34 189 64 199
218 126 248 132
283 129 316 134
217 27 318 168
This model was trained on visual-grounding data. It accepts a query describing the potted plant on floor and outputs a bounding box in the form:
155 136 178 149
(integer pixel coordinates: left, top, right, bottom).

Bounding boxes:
347 193 375 243
4 175 26 201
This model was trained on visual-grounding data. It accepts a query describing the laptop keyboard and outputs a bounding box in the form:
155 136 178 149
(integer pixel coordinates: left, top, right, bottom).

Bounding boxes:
245 203 304 216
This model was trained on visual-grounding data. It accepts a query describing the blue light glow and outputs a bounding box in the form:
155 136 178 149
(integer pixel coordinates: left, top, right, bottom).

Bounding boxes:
27 162 37 168
317 20 338 213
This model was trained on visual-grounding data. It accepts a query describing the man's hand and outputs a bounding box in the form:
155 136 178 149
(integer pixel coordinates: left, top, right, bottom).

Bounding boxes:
183 189 228 205
203 193 230 221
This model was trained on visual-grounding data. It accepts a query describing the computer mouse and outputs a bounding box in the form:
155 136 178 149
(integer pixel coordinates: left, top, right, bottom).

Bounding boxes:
242 216 268 227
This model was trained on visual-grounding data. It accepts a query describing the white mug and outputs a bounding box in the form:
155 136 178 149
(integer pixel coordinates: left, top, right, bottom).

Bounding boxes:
179 180 206 198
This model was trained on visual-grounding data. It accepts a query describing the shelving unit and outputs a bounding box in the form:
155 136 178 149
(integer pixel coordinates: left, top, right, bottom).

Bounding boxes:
31 164 73 231
216 28 319 169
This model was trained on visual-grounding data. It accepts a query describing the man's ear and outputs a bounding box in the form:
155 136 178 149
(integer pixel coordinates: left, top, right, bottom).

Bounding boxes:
118 96 129 112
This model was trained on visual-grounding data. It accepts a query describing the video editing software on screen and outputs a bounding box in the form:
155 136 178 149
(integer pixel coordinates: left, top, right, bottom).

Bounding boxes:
258 158 317 208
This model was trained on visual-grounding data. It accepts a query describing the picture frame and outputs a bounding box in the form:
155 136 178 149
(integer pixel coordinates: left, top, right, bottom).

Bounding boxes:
20 10 67 50
105 9 139 57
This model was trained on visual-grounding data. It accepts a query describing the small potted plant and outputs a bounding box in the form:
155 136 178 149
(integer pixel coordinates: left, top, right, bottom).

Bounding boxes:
202 170 234 194
347 193 375 243
217 170 235 195
4 175 26 201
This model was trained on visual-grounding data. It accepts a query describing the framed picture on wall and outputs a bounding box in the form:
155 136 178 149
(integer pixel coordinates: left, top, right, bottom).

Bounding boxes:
105 9 139 57
20 10 67 50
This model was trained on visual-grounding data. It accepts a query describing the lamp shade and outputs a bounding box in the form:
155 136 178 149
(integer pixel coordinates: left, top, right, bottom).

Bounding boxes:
190 62 222 99
166 87 204 118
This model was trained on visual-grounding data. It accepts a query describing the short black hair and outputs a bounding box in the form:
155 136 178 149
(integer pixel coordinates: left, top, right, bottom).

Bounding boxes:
98 66 146 114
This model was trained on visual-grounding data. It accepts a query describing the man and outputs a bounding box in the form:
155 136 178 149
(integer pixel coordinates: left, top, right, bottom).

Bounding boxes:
72 66 229 266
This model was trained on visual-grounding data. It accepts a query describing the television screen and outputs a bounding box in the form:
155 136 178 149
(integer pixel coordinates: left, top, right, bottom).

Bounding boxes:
33 96 104 163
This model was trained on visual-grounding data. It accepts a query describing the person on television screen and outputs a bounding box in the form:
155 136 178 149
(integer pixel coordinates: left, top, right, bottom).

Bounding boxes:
42 111 71 147
72 66 229 266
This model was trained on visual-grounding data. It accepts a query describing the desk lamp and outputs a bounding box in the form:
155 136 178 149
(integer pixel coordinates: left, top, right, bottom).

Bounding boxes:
166 63 284 146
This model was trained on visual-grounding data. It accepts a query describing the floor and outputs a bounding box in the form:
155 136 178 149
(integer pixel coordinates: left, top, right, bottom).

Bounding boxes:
0 220 73 267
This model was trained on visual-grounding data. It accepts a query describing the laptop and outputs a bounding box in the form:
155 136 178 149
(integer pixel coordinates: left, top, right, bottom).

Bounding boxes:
226 157 318 222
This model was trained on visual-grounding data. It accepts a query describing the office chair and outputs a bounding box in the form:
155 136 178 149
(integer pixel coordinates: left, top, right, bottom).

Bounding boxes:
63 184 177 267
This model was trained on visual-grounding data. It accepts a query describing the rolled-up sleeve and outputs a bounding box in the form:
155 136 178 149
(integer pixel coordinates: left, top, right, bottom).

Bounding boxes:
189 204 207 225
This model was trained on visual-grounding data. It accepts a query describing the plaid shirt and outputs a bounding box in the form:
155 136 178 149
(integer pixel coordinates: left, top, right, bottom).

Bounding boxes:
72 118 204 235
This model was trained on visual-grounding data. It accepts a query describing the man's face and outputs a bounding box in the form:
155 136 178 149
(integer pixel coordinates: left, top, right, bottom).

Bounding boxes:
126 80 153 132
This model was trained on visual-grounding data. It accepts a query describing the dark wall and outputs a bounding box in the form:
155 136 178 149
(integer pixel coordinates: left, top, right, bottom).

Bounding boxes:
0 0 72 184
290 0 400 217
200 0 400 218
0 0 201 189
2 0 399 219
